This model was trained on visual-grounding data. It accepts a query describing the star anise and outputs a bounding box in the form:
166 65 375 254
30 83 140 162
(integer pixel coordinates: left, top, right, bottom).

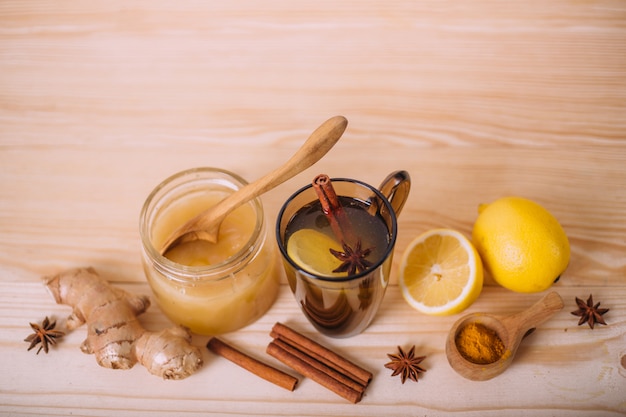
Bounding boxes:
24 316 65 354
571 294 609 329
385 345 426 384
330 239 374 275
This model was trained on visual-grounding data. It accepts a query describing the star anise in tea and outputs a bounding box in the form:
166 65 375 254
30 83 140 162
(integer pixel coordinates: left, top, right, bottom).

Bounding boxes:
24 316 65 354
330 239 374 275
571 294 609 329
385 345 426 384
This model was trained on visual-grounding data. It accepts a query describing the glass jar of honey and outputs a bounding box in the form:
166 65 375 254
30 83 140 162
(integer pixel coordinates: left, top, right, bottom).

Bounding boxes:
139 167 280 335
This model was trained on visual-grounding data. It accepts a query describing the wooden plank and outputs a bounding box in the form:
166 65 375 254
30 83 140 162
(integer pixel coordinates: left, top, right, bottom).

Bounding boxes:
1 283 624 416
1 0 625 415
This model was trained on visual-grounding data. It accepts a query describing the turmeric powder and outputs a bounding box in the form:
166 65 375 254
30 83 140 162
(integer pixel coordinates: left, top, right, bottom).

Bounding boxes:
455 322 505 364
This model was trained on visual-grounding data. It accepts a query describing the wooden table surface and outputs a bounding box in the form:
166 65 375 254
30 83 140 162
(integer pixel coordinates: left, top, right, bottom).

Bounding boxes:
1 1 625 416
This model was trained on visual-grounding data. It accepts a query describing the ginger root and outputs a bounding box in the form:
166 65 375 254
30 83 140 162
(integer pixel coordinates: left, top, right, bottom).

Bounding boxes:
43 267 203 379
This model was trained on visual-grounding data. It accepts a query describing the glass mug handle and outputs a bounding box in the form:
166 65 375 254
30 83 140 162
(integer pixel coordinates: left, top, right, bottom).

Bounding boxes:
376 170 411 218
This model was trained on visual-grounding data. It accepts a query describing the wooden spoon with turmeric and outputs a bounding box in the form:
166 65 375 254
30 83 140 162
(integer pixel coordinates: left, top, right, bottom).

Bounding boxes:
446 291 564 381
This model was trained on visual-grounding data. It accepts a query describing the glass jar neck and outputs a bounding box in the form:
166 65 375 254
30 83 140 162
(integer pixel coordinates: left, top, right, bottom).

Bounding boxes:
139 167 265 284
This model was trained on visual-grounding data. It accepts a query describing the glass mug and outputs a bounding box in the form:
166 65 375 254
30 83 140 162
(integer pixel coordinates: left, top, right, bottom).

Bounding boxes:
276 171 410 338
139 167 281 336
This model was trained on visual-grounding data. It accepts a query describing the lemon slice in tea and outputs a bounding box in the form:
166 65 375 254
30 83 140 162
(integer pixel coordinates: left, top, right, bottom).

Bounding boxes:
286 229 346 277
399 229 483 315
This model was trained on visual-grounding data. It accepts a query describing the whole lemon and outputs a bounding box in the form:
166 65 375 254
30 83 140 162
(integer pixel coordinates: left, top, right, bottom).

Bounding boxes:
471 196 570 293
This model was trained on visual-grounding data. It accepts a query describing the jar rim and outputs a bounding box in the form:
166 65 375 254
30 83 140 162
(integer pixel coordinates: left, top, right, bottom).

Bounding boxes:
139 167 265 283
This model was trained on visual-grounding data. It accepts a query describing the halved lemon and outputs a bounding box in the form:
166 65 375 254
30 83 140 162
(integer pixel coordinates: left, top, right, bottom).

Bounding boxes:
399 229 483 316
286 229 345 277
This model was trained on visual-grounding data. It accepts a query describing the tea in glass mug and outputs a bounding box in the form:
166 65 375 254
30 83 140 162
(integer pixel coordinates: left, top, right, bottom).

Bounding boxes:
276 171 410 338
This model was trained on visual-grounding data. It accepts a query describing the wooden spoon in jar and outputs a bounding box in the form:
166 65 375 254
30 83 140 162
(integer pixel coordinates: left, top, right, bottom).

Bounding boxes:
445 291 564 381
159 115 348 255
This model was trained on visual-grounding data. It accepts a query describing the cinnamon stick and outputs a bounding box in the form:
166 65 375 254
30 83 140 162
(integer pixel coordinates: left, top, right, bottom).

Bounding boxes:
271 338 364 393
267 340 363 404
207 337 298 391
312 174 358 247
270 322 372 386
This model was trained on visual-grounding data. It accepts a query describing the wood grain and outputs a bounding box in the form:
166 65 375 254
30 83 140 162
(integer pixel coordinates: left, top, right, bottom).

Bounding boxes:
1 1 625 416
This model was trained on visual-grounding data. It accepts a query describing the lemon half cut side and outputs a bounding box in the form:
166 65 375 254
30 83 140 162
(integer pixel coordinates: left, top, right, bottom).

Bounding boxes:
399 229 484 316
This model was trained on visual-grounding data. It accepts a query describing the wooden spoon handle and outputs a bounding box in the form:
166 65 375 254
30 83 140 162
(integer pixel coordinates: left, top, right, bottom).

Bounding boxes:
502 291 564 335
160 115 348 253
193 115 347 231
